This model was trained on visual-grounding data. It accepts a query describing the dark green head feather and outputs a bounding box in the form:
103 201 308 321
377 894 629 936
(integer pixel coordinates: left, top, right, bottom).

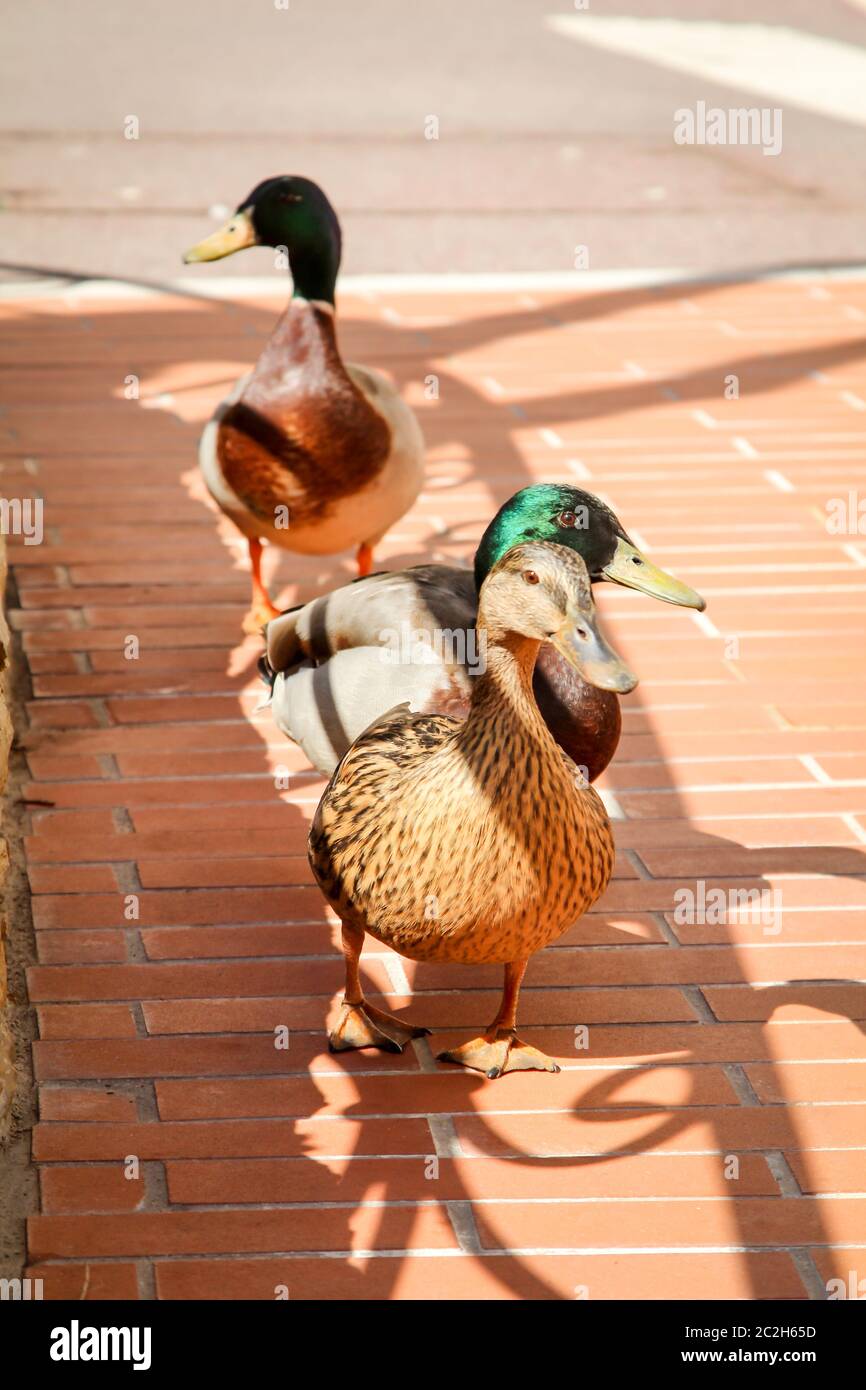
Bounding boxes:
240 175 342 304
473 485 631 592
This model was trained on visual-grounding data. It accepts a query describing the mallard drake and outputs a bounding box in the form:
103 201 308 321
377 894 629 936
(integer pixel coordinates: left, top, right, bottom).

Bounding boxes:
183 176 425 632
309 542 637 1078
263 484 704 780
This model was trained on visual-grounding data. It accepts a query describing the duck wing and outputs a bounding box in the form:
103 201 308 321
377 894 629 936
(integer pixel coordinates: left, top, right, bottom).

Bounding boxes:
271 645 472 776
266 564 478 670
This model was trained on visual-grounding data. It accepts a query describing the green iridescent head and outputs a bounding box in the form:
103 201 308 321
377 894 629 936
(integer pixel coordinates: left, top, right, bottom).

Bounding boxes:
473 485 705 609
183 175 341 304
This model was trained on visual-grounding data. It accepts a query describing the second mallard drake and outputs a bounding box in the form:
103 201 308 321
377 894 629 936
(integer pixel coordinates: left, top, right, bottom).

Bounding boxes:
309 542 637 1078
263 484 705 780
184 176 425 632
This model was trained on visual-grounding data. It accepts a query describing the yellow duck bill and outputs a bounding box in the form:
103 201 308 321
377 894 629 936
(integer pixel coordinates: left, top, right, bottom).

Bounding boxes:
602 537 706 611
551 609 638 694
183 209 257 263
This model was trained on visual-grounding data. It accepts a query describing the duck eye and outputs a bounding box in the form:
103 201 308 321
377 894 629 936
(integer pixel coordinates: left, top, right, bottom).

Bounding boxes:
557 510 576 529
522 569 540 585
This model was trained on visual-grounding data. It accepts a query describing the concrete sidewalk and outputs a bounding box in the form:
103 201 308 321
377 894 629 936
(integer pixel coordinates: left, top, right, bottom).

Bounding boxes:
4 1 866 280
3 272 866 1299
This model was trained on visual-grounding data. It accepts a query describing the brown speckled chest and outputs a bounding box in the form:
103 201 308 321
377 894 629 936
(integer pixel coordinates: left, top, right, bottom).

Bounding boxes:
217 301 391 528
309 673 615 966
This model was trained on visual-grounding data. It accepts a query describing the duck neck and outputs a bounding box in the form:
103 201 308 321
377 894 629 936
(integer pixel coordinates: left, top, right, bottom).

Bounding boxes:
265 297 346 387
461 630 551 746
288 229 340 305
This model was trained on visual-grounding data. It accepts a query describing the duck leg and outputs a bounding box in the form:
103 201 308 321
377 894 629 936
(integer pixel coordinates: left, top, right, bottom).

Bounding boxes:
243 537 281 634
356 542 374 578
329 923 430 1054
438 959 560 1079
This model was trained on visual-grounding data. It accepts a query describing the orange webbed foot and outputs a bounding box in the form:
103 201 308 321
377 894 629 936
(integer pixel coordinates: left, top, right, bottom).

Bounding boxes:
328 1001 430 1054
438 1028 560 1079
242 599 281 635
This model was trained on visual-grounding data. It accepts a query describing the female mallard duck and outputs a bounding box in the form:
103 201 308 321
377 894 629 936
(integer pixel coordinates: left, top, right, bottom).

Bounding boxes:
264 483 704 780
309 542 637 1078
183 176 425 632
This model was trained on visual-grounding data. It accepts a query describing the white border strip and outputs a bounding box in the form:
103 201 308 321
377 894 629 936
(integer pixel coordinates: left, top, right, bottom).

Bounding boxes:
4 265 866 302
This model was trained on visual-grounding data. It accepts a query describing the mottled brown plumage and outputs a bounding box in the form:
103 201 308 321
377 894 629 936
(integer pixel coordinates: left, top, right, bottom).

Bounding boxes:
308 542 637 1079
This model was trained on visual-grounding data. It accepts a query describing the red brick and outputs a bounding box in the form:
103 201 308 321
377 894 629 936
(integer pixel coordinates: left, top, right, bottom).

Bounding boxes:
106 695 255 724
131 805 310 840
154 1062 737 1120
29 864 120 894
26 629 244 656
33 1115 433 1161
808 1248 866 1296
787 1151 866 1195
618 787 866 818
166 1151 778 1206
614 815 864 849
30 809 120 838
745 1061 866 1104
138 985 697 1029
153 1250 805 1300
704 983 866 1022
140 992 413 1035
36 931 128 964
39 1087 139 1122
41 1165 148 1213
28 957 386 1002
137 856 314 888
26 753 105 781
454 1103 866 1159
638 845 866 879
140 923 336 959
406 942 866 991
31 885 325 929
27 720 264 756
26 701 102 729
37 1004 138 1040
603 756 808 791
472 1197 866 1250
665 908 866 947
26 1262 140 1300
29 1205 458 1258
21 775 314 808
26 826 308 864
35 1034 395 1083
116 749 279 779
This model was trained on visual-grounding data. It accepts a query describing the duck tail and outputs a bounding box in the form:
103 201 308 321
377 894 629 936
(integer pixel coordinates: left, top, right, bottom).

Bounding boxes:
253 651 278 712
265 606 303 673
257 652 277 693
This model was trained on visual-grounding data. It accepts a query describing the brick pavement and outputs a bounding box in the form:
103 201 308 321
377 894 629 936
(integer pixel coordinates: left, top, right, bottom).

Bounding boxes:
4 274 866 1300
